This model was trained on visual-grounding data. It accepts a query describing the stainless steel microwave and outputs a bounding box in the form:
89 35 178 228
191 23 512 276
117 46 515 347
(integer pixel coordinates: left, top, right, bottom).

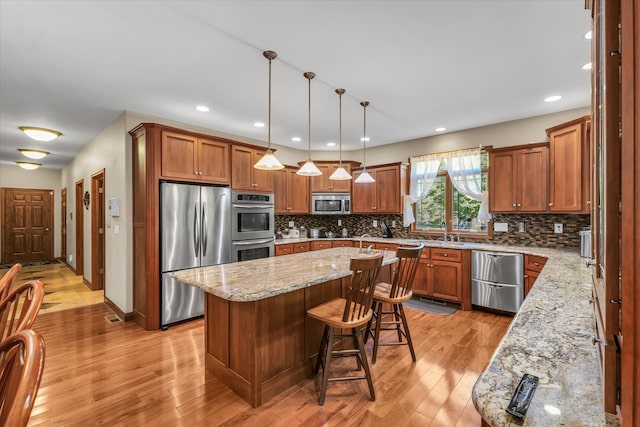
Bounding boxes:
311 193 350 215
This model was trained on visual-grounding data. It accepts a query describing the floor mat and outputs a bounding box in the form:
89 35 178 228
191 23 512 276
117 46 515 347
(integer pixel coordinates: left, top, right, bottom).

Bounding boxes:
403 297 458 315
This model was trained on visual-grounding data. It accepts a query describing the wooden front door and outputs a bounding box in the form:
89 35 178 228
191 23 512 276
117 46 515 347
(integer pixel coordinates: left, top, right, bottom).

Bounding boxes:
75 180 84 277
61 187 67 262
91 170 105 290
1 187 53 264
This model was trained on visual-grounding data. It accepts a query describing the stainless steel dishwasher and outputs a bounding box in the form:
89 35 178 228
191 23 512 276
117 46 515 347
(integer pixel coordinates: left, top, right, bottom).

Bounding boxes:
471 250 524 313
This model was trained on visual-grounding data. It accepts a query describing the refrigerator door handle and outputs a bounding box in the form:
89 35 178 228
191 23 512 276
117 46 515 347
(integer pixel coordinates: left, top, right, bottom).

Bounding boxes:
202 203 208 257
194 203 200 256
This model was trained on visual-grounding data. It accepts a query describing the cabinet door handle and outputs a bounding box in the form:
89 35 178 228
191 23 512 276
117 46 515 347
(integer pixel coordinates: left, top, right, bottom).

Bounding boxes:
443 253 448 257
512 203 516 207
517 203 521 207
549 202 554 206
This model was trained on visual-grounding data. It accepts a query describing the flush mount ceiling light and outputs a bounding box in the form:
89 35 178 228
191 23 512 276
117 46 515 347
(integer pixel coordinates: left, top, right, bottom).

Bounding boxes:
18 149 49 159
19 126 61 142
195 105 210 112
435 127 446 132
297 71 322 176
254 50 285 171
253 122 265 127
584 30 592 39
582 62 592 70
544 95 562 103
354 101 375 184
291 137 301 142
329 88 352 181
16 161 41 170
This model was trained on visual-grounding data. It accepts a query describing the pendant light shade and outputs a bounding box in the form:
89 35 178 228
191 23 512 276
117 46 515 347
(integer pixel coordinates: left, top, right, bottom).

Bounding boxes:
297 72 322 176
329 88 352 181
254 50 285 171
354 101 375 184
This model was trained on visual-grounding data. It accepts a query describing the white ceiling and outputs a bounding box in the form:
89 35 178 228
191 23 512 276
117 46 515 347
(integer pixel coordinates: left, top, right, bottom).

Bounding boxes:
0 0 592 170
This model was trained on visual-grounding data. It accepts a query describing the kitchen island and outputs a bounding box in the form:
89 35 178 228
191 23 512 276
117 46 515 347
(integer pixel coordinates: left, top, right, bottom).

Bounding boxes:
172 247 398 407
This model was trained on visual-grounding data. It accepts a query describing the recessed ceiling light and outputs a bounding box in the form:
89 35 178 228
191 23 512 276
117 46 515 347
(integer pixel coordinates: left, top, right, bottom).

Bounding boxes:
19 126 61 142
360 137 370 142
582 62 592 70
195 105 210 112
544 95 562 103
254 122 265 128
291 137 301 142
435 127 446 132
18 149 49 159
327 142 336 147
16 161 41 170
584 30 592 40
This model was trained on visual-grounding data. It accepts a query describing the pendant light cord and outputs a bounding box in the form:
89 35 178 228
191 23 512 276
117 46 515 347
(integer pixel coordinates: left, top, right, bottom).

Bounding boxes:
267 55 272 152
307 75 311 161
338 90 343 166
361 101 369 171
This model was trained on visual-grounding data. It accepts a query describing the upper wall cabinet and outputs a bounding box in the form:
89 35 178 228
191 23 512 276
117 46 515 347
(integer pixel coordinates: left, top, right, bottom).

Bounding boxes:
546 116 592 213
231 145 274 193
489 143 549 213
273 166 309 214
161 131 230 184
309 161 360 193
351 163 408 214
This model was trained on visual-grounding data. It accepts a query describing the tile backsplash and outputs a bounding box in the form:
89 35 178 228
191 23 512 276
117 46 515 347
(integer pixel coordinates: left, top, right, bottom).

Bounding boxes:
276 213 590 249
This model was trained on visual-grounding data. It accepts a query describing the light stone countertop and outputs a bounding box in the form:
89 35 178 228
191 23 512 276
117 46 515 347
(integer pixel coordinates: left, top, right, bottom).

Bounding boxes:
174 237 613 426
172 246 398 302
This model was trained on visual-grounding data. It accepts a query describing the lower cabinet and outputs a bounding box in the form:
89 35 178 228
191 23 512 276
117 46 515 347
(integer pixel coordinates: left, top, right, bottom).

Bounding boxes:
412 247 470 309
275 242 310 256
310 241 332 251
524 254 547 296
332 240 354 248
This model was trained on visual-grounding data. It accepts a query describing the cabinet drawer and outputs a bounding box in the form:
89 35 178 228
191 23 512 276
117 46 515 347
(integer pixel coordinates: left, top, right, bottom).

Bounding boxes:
375 242 399 252
430 248 462 262
310 241 332 251
332 240 353 248
293 242 310 253
525 255 547 272
275 244 293 256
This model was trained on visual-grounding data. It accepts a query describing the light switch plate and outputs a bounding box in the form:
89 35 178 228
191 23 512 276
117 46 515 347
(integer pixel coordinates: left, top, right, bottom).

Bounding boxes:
337 219 342 226
554 223 563 233
288 221 295 228
392 220 397 227
494 222 508 232
114 224 120 235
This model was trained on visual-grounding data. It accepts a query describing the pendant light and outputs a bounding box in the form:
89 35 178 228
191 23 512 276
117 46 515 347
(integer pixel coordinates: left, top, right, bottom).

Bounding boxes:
297 72 322 176
254 50 285 170
354 101 375 183
329 88 352 181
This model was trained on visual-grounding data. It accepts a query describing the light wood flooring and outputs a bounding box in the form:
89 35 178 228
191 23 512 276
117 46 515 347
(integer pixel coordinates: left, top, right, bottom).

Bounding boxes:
16 262 512 426
0 261 104 314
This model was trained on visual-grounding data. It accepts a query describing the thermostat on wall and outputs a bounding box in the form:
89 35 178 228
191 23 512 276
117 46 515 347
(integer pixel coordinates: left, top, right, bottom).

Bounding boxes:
108 197 120 217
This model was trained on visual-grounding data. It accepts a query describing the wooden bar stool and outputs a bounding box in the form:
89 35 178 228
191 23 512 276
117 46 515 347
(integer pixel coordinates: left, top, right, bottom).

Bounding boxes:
0 280 45 343
0 263 22 302
307 254 383 405
366 244 423 363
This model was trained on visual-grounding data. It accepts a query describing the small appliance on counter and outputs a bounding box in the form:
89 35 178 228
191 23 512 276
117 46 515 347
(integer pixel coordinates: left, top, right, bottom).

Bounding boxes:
289 228 300 238
381 222 393 238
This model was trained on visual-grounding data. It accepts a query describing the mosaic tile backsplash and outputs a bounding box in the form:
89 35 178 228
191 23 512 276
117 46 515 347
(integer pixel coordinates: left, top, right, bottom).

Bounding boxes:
276 213 590 249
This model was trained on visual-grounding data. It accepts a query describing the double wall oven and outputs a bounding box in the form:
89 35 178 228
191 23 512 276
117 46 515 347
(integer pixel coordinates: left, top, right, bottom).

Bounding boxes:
231 192 275 262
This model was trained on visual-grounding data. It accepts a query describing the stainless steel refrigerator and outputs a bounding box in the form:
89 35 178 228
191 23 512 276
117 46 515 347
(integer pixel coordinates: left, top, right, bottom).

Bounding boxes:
160 182 231 329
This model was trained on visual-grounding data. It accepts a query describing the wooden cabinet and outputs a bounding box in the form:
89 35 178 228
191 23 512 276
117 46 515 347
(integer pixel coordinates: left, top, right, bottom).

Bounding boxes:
332 240 353 248
161 131 230 184
130 123 270 330
546 116 592 213
293 242 310 253
352 163 408 214
412 247 470 308
308 161 359 193
374 242 399 252
275 244 293 256
273 167 309 214
489 143 549 213
231 145 274 192
523 254 547 296
310 240 332 251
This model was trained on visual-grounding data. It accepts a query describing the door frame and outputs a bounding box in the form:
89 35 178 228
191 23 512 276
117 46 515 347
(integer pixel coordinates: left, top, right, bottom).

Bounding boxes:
91 169 105 291
61 187 67 263
75 179 84 277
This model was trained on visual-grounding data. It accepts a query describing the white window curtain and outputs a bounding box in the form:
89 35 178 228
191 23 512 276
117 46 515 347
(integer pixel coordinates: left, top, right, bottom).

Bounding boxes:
404 154 442 227
443 149 491 222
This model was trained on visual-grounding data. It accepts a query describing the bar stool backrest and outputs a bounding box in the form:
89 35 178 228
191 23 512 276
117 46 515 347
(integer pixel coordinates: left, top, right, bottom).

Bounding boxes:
0 280 45 343
0 264 22 303
343 255 383 323
388 244 424 299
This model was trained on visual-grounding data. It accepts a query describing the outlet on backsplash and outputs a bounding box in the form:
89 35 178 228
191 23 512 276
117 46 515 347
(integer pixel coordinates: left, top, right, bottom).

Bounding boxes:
554 223 563 233
373 220 378 227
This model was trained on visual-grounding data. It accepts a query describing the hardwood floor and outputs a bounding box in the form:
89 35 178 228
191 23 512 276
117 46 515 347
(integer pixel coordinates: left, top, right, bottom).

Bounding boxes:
25 288 512 426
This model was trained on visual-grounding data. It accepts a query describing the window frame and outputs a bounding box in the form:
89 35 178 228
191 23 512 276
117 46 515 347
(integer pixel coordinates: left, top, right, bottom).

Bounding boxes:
409 156 492 239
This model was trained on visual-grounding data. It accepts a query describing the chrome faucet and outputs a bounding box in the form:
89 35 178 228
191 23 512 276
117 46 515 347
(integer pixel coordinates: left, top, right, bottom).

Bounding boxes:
359 234 371 253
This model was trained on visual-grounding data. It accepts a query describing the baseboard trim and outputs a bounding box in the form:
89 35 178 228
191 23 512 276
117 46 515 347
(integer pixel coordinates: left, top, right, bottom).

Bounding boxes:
104 296 134 322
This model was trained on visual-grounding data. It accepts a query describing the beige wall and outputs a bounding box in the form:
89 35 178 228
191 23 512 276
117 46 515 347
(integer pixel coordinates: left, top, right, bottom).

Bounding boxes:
0 165 62 262
61 112 130 310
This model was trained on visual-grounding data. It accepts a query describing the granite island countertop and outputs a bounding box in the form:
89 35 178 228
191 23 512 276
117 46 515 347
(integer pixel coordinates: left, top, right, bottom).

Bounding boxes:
172 246 398 302
175 237 614 425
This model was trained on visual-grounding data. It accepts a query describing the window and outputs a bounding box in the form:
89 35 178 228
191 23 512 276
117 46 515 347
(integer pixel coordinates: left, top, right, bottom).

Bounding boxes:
411 150 490 236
